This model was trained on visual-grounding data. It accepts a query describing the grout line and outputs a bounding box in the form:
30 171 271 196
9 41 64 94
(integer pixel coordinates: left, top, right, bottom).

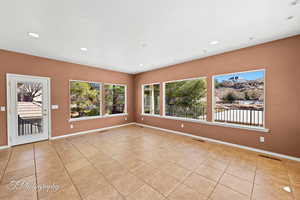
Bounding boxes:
283 162 296 200
206 158 232 199
33 144 39 200
74 133 174 199
250 161 258 199
66 138 127 200
51 140 84 200
0 148 12 184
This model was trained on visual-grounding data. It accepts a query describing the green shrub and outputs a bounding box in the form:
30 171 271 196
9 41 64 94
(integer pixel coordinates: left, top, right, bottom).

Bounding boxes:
222 91 238 103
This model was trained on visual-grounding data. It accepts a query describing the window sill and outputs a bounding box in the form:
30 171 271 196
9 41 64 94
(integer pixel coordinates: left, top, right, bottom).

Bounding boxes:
211 122 269 133
102 113 128 118
141 113 161 117
140 114 269 133
69 116 102 122
69 113 128 122
141 114 210 125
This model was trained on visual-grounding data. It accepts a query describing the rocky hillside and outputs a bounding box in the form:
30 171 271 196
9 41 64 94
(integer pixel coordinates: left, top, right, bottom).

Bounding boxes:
215 78 264 105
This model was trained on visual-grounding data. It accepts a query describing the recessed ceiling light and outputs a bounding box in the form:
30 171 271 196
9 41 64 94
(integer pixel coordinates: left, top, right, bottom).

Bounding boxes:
283 186 292 193
290 0 299 6
141 43 148 48
80 47 88 51
287 16 294 20
28 32 39 38
139 64 143 66
210 41 219 45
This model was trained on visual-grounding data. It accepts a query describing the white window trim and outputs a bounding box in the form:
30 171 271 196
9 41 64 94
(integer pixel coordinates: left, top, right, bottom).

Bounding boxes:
103 83 127 116
162 76 207 121
140 114 269 133
142 82 161 116
211 69 266 128
69 80 102 121
69 113 128 122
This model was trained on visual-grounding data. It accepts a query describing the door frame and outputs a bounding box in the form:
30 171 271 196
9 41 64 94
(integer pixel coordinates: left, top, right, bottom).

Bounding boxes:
6 73 51 146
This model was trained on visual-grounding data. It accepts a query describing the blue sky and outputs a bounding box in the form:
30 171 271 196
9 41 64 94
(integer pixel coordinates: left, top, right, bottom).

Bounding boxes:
215 70 264 82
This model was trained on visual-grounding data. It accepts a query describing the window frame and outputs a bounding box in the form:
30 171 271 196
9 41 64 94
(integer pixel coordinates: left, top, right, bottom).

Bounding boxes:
162 76 207 122
103 83 127 116
141 82 161 116
69 80 102 122
212 69 266 129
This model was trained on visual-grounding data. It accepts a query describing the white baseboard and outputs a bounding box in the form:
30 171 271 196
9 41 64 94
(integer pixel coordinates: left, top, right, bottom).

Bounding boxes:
0 145 10 150
134 123 300 162
50 122 135 140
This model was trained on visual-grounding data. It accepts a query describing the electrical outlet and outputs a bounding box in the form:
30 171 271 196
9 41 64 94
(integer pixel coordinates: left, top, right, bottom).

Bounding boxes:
51 105 59 110
259 136 264 143
141 117 144 121
0 106 6 111
70 124 74 129
125 117 127 120
181 123 184 128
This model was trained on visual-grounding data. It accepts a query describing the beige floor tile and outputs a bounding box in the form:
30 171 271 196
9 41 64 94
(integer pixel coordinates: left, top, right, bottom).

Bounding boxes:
183 173 216 197
219 173 252 196
127 184 165 200
1 125 299 200
195 164 224 182
252 183 294 200
0 175 37 200
167 183 207 200
37 170 73 199
175 156 206 171
111 172 144 196
131 163 160 182
292 185 300 200
6 158 35 172
204 158 229 171
39 185 81 200
146 171 180 197
85 185 124 200
209 184 249 200
226 164 255 182
65 158 92 173
1 166 35 184
161 162 192 181
69 165 108 197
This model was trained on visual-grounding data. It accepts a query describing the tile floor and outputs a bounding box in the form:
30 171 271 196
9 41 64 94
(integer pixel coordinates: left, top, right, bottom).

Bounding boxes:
0 125 299 200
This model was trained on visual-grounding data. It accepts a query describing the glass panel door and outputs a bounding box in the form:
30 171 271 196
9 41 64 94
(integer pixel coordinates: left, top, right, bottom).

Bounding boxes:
7 74 50 146
17 81 43 136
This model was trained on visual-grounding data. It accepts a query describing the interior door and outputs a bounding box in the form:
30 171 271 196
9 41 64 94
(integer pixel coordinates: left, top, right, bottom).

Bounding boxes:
7 74 50 146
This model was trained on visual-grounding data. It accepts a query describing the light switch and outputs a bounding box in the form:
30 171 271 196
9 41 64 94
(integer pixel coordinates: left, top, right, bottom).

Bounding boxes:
259 136 265 143
0 106 6 111
51 105 59 110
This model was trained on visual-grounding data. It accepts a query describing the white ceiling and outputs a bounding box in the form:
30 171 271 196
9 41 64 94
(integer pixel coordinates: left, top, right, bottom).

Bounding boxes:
0 0 300 74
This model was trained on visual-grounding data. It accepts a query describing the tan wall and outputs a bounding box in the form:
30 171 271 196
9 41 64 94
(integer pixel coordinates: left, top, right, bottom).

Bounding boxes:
0 50 134 146
134 35 300 158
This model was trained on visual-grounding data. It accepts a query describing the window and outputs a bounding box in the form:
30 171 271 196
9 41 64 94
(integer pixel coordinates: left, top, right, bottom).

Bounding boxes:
143 83 160 115
213 70 265 127
70 81 101 119
164 78 207 120
104 84 126 115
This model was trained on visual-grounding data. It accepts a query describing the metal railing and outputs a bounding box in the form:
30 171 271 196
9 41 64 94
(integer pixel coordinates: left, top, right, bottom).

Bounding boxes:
165 105 206 120
18 115 42 136
214 108 263 127
105 105 125 114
